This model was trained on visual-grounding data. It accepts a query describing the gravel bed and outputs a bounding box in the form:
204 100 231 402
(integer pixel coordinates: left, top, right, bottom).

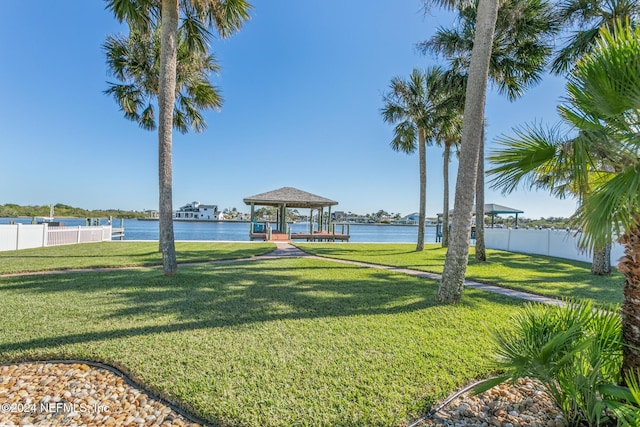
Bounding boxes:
416 377 567 427
0 362 201 426
0 362 568 427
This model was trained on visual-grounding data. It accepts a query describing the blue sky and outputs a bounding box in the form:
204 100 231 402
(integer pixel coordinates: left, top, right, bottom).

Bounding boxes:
0 1 577 218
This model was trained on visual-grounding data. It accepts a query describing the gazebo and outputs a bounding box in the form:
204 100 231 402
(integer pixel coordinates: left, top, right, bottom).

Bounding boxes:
436 203 524 240
484 203 524 228
243 187 345 241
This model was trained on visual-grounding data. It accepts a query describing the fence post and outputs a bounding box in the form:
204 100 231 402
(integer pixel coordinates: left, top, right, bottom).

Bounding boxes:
43 223 48 247
547 229 551 256
77 226 82 243
15 223 21 250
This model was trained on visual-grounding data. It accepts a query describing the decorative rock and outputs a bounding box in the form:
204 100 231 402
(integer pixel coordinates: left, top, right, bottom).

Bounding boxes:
417 378 568 427
0 362 201 426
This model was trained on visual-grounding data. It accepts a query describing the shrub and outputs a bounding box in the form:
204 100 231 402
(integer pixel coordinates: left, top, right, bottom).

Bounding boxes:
600 370 640 426
476 300 623 426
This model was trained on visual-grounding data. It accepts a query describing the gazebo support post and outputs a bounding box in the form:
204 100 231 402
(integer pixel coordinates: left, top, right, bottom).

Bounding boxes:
328 206 332 233
281 203 287 234
310 209 314 233
250 203 255 233
318 207 323 232
515 213 519 229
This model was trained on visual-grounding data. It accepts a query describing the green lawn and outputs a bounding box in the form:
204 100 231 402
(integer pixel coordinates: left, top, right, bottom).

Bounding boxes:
0 241 275 274
296 243 624 305
0 256 525 426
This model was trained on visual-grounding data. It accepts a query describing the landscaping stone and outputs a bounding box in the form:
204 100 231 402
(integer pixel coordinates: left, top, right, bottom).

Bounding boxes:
2 362 570 427
0 362 200 426
417 377 567 427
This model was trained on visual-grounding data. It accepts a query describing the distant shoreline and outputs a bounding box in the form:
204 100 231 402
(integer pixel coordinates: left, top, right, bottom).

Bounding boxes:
136 218 434 227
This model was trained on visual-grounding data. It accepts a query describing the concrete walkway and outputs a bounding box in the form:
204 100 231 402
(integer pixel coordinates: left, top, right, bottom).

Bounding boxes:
263 243 564 306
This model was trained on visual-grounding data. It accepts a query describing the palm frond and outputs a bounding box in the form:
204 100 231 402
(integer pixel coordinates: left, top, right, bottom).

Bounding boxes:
488 123 569 194
419 0 558 101
179 2 213 54
576 165 640 249
140 103 156 130
104 83 146 121
196 0 252 39
105 0 156 28
390 121 418 154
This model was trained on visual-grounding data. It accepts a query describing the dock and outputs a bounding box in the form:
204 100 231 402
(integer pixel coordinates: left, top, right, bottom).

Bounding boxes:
111 228 125 240
250 230 350 242
290 232 350 242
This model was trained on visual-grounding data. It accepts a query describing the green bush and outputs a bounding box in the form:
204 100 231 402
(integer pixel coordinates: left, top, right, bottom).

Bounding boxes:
477 300 623 426
600 370 640 426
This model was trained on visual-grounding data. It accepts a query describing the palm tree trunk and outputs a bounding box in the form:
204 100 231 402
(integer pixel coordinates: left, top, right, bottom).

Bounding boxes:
437 0 499 303
417 127 427 251
475 127 486 262
618 220 640 376
442 142 451 248
158 0 179 274
591 244 611 276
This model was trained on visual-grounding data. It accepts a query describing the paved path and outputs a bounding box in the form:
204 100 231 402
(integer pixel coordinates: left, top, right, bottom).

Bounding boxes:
262 243 564 306
2 242 562 306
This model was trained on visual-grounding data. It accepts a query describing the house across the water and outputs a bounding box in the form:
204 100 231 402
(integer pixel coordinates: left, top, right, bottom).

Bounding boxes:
174 201 224 221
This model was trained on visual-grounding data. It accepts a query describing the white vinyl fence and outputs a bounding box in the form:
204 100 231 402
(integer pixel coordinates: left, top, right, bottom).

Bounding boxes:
484 228 625 265
0 223 112 251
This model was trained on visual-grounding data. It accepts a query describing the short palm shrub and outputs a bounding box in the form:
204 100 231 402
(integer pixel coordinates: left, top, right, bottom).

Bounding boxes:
600 370 640 426
477 300 623 426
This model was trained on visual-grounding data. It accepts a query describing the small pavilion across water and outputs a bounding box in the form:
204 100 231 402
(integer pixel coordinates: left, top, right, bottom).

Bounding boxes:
243 187 350 241
485 203 524 228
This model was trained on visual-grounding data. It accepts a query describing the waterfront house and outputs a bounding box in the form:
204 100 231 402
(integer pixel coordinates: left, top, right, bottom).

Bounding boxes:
174 201 223 221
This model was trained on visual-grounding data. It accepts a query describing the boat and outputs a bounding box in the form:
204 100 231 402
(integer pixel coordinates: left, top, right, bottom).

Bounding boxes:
36 204 55 223
35 205 64 226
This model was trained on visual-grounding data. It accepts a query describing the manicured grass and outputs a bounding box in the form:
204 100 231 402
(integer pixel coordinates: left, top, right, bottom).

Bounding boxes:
0 241 275 274
0 257 525 426
296 243 624 305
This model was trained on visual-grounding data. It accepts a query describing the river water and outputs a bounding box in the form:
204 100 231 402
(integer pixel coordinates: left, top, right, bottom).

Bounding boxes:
0 218 437 243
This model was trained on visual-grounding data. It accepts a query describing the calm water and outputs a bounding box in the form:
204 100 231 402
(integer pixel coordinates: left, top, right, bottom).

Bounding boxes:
0 218 438 243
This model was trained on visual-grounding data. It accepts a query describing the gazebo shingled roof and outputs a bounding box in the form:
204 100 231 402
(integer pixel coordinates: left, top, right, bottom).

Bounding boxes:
243 187 338 209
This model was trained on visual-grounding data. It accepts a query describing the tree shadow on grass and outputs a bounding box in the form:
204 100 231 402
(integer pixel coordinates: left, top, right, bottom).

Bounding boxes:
465 252 624 304
0 258 524 356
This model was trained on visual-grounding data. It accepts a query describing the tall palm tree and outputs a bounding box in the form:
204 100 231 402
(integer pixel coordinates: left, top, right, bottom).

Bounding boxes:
106 0 251 274
419 0 558 263
381 68 462 251
489 22 640 375
418 0 557 302
434 0 499 302
381 69 435 251
551 0 640 74
433 74 464 248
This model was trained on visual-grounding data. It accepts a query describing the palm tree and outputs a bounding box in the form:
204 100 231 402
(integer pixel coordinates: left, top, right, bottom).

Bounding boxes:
489 22 640 375
488 125 617 275
105 0 251 274
381 69 434 251
551 0 640 74
433 74 464 248
418 0 557 301
381 67 461 251
419 0 558 263
434 0 499 302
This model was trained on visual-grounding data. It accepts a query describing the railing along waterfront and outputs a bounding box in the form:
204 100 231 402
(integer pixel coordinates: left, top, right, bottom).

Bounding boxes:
0 223 112 251
46 225 112 247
